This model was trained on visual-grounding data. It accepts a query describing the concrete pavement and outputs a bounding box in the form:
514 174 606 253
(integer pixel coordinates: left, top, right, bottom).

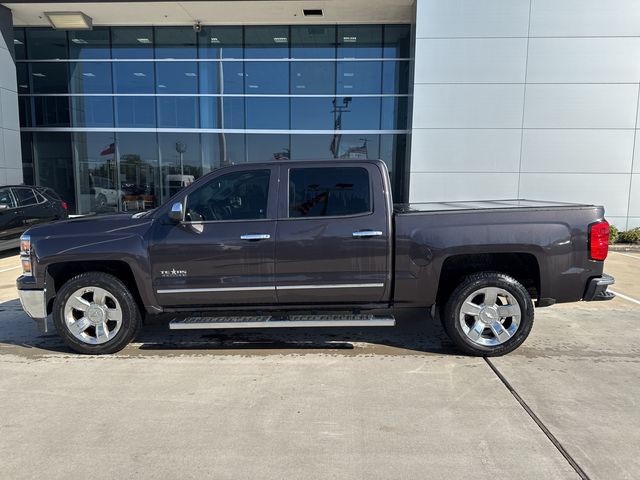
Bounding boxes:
0 250 638 479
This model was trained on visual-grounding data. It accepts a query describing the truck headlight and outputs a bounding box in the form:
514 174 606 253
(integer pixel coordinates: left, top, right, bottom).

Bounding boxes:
20 234 32 276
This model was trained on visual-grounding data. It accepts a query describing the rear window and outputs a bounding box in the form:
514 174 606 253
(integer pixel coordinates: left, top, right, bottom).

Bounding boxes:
288 167 370 218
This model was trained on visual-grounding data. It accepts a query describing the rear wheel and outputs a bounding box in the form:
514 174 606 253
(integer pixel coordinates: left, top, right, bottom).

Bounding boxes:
53 272 141 354
442 272 534 356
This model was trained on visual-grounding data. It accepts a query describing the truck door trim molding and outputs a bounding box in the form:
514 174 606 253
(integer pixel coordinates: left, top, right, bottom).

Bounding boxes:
157 286 276 294
156 283 384 294
276 283 384 290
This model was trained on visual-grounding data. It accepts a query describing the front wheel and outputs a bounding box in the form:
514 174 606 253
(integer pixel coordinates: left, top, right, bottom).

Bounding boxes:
53 272 142 354
442 272 534 356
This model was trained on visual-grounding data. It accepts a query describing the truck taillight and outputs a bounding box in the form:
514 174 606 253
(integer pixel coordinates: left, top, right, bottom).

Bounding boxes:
589 221 609 261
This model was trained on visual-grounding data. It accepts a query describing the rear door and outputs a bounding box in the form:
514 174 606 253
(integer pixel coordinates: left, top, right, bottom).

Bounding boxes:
275 163 391 304
0 187 23 249
13 187 56 227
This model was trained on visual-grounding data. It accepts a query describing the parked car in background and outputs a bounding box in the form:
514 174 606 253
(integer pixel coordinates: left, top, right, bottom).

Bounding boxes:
0 185 68 251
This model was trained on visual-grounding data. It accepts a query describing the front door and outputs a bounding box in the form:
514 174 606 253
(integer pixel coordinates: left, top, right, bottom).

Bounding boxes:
150 166 278 307
275 163 391 305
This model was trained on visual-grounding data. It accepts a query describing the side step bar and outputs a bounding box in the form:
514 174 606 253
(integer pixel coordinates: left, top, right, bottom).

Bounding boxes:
169 314 395 330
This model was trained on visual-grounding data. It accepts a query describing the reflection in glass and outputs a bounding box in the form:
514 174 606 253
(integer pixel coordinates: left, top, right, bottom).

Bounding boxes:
245 97 288 129
154 26 196 59
115 97 156 128
338 97 381 130
73 132 119 214
157 97 199 128
30 63 69 94
18 97 30 128
201 133 246 170
71 96 114 128
381 97 408 130
290 61 334 94
291 98 334 130
113 62 155 93
14 28 26 60
34 132 76 211
245 26 289 59
290 135 335 160
245 62 288 94
331 134 379 160
21 132 34 185
246 134 289 162
16 64 30 93
202 133 245 171
117 133 159 212
337 25 382 58
26 28 68 60
111 27 154 59
159 133 201 202
380 134 408 200
291 25 336 59
198 26 243 59
156 61 198 93
383 60 409 94
69 28 111 59
337 62 382 95
33 97 70 127
383 25 411 58
199 61 244 94
69 62 113 94
200 97 245 129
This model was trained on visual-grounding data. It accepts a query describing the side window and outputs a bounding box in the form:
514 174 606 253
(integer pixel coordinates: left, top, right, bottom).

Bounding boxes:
14 188 38 207
185 169 270 222
288 167 370 218
0 188 16 209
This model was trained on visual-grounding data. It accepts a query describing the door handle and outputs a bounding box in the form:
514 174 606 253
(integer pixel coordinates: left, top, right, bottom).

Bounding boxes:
240 233 271 241
352 230 383 238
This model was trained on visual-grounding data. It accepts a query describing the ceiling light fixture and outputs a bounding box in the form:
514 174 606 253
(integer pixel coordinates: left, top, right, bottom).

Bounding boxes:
343 36 357 43
14 39 23 45
82 72 95 77
71 38 88 44
210 37 220 43
184 72 197 77
137 38 151 44
273 37 288 43
45 11 92 30
133 72 146 77
32 73 46 78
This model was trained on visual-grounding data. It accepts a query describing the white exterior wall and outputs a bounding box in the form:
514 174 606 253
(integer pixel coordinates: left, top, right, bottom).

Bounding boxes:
0 5 22 186
410 0 640 229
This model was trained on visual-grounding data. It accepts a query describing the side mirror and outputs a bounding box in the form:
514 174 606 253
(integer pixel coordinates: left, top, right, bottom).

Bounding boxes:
0 204 8 211
168 202 183 223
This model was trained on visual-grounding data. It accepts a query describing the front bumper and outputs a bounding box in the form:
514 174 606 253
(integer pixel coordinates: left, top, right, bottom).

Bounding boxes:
18 289 47 320
583 274 615 301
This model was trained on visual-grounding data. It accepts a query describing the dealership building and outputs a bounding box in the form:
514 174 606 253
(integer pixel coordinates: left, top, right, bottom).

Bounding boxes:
0 0 638 228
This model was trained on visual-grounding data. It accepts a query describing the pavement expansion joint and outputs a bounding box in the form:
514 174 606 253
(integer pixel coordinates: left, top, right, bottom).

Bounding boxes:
483 357 591 480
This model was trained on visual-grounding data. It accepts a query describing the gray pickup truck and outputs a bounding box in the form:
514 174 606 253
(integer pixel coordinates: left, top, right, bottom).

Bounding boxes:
17 160 614 356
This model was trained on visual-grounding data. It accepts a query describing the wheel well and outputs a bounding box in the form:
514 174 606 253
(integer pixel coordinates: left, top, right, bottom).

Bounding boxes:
46 260 143 314
436 253 540 305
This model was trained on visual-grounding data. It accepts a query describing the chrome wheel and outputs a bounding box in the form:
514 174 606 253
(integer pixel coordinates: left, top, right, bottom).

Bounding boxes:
63 286 123 345
458 286 521 347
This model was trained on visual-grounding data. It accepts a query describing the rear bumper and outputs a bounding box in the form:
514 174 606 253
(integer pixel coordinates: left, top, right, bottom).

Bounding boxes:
18 289 47 320
583 274 615 301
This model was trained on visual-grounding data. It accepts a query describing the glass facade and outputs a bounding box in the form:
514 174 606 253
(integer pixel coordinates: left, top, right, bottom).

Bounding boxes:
16 25 410 214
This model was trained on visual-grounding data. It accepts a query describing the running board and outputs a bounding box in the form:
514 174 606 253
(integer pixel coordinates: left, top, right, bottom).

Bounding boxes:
169 314 395 330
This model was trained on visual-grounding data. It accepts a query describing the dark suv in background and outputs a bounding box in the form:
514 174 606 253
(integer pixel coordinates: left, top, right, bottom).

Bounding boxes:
0 186 68 251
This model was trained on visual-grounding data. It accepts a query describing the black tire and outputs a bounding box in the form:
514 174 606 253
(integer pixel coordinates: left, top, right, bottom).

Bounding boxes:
53 272 142 355
442 272 534 357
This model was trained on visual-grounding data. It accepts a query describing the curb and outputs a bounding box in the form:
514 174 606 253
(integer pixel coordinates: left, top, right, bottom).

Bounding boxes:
610 244 640 252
